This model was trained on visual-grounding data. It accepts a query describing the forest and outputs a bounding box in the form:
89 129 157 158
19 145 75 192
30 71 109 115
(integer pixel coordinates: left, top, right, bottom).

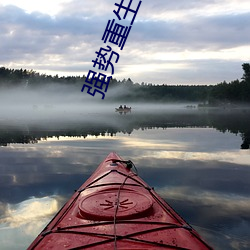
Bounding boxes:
0 63 249 104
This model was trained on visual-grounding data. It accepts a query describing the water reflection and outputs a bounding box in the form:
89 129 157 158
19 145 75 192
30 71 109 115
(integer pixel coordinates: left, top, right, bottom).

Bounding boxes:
0 107 250 149
0 196 62 250
0 108 250 249
0 196 59 228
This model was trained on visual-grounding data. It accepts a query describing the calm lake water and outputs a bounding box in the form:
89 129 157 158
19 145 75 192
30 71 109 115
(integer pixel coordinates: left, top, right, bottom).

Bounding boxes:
0 104 250 249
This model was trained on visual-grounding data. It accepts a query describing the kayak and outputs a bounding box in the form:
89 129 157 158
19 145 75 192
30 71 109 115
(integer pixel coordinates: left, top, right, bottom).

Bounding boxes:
28 152 213 249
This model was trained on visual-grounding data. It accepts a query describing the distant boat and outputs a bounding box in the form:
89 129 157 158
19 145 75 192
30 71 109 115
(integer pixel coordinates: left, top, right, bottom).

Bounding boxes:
115 107 132 113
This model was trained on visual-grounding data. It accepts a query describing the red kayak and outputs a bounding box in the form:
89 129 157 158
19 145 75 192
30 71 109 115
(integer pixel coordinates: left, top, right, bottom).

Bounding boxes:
28 152 213 249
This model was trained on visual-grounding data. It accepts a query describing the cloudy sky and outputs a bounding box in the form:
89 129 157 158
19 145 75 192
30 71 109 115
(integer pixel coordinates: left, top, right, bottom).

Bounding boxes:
0 0 250 85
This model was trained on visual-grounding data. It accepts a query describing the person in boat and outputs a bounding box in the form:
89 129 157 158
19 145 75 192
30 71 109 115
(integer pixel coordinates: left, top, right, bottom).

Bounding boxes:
124 105 127 109
119 105 123 109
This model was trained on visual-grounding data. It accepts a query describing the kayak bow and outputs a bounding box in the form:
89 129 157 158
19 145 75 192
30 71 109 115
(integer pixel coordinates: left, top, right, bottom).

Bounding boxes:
28 152 213 249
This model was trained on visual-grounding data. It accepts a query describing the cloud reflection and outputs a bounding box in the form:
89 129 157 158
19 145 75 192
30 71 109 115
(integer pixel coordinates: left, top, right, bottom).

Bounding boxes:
156 186 250 250
157 186 250 216
153 150 250 167
0 196 62 249
0 196 59 229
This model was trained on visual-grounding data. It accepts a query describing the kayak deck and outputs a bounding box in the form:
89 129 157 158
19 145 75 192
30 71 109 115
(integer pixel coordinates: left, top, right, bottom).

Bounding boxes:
28 152 213 249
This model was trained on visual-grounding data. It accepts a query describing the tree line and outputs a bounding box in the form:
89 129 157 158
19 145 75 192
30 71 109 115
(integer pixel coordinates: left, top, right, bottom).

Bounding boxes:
0 63 249 104
208 63 250 105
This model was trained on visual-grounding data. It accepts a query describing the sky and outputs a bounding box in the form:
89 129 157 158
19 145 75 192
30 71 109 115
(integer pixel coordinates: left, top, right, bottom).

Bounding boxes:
0 0 250 85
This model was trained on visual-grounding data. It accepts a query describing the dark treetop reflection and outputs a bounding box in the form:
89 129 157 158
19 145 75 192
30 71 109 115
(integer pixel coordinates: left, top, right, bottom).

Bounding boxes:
0 107 250 149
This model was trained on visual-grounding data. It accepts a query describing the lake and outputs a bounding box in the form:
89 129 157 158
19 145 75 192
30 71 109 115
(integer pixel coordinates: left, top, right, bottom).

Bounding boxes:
0 104 250 249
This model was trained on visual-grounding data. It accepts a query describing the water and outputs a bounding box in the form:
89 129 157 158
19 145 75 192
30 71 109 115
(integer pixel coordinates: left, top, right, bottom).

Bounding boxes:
0 104 250 249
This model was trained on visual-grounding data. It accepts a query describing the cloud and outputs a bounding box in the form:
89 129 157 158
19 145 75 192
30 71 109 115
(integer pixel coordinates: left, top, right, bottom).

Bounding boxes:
0 4 104 74
131 12 250 49
58 0 114 18
0 0 250 84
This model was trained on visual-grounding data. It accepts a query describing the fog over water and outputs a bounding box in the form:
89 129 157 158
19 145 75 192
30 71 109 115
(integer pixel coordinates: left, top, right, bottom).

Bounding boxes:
0 84 197 125
1 84 250 150
0 85 107 120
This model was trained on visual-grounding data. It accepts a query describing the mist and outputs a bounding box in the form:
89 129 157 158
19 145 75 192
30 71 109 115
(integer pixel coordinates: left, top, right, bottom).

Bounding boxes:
0 84 113 124
0 83 198 123
3 83 249 149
